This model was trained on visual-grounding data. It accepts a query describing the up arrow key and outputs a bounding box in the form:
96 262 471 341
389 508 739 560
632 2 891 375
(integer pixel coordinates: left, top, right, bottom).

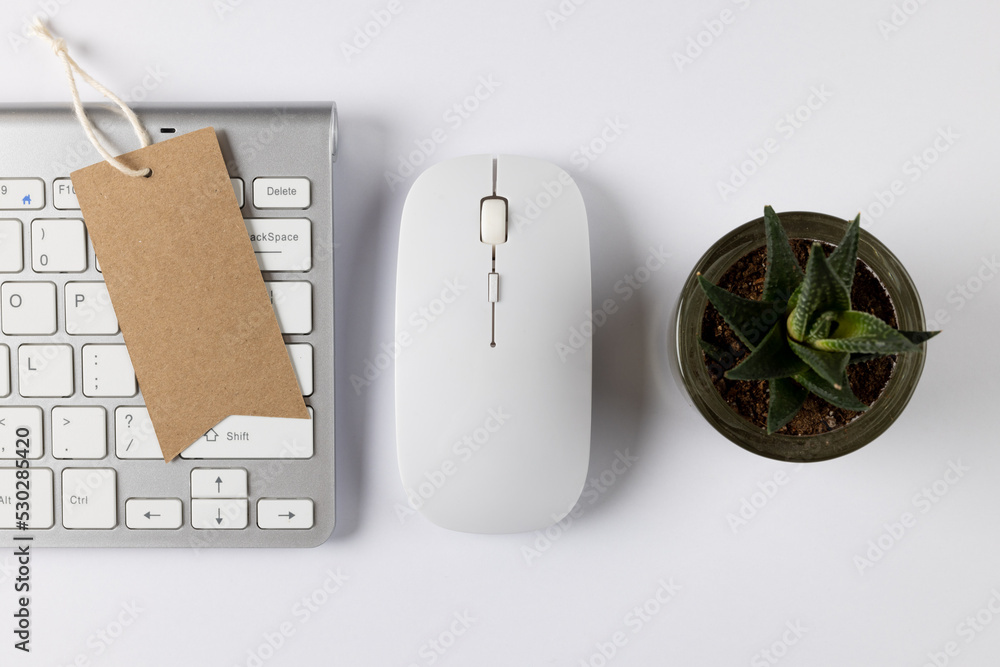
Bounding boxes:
190 469 248 499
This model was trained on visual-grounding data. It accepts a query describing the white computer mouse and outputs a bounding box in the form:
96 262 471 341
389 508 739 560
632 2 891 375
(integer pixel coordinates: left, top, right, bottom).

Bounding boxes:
395 154 592 534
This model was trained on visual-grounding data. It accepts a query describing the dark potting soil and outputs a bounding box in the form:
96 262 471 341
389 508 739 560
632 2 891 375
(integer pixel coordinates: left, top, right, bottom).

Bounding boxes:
700 239 897 436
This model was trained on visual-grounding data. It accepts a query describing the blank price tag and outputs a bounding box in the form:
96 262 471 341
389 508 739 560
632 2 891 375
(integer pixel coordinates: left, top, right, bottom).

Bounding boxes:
71 127 309 461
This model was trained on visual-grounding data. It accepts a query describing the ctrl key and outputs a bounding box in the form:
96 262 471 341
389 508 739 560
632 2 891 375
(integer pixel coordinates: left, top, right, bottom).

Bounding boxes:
0 468 54 529
62 469 117 529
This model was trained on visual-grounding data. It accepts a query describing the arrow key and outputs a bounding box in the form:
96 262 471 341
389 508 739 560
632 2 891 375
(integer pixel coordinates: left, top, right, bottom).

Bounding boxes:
125 498 182 530
192 499 247 530
257 498 314 530
190 468 248 499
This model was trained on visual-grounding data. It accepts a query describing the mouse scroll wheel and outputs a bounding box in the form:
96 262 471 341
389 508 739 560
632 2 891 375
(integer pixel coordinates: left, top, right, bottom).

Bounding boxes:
480 196 508 245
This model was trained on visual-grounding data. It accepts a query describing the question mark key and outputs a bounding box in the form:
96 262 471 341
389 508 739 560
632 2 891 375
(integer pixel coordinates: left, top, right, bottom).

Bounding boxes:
115 407 161 459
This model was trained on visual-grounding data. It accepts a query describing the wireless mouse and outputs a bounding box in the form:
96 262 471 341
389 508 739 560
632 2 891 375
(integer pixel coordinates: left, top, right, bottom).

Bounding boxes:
395 154 592 534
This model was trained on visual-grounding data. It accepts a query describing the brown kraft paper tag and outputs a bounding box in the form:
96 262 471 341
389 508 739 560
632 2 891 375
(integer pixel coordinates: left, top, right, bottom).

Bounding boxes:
71 127 309 461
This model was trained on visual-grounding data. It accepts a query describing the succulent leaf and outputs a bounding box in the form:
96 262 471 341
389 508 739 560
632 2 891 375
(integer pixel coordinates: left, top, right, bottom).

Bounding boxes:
788 339 850 388
699 338 732 366
827 214 861 291
698 275 781 348
794 368 869 411
813 311 921 354
898 330 941 345
767 378 808 434
804 310 838 343
787 244 851 341
725 322 808 381
762 206 803 305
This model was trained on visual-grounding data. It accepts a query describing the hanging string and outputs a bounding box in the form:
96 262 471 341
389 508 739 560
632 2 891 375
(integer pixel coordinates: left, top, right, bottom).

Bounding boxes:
30 19 152 178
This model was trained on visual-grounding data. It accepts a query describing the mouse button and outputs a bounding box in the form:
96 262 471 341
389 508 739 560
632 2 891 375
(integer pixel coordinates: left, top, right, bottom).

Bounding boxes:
480 196 507 245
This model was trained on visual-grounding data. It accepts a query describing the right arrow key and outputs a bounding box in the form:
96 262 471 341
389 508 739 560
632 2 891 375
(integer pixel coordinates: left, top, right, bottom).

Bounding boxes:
257 499 314 530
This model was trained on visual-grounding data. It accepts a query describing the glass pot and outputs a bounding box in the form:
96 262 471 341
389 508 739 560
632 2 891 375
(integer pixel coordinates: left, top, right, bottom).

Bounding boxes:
674 211 929 462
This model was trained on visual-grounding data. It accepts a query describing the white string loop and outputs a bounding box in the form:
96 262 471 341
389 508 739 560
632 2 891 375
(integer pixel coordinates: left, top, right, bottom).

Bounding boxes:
30 19 152 178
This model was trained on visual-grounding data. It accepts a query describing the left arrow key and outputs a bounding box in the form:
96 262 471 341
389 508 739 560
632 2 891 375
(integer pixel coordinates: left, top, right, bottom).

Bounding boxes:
125 498 182 530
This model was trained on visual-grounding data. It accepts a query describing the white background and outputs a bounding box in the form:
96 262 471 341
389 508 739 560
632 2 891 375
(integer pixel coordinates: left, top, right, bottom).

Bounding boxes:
4 1 1000 666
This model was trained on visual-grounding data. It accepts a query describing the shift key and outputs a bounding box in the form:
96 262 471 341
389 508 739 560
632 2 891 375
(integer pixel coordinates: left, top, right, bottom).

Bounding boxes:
181 409 313 459
245 218 311 271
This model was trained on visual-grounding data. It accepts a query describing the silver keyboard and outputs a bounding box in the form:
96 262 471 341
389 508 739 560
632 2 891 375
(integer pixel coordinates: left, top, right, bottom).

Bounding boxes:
0 104 336 547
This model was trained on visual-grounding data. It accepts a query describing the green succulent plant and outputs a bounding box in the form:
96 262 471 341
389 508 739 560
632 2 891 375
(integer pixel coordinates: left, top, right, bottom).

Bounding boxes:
698 206 938 434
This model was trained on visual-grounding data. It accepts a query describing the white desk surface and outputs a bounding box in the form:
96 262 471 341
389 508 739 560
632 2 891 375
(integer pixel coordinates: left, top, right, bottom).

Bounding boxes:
4 1 1000 665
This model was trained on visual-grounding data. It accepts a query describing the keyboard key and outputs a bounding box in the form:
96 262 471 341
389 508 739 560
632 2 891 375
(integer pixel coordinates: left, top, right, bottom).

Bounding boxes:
191 498 248 529
2 281 57 334
244 219 312 271
115 407 162 459
231 178 244 208
125 498 182 530
0 220 23 272
267 281 312 334
0 178 44 210
19 344 73 397
257 498 314 529
253 177 311 209
65 282 119 335
62 468 117 529
82 345 137 397
191 468 248 499
31 219 87 272
52 406 107 459
181 408 313 459
286 343 313 396
0 468 54 529
53 178 80 210
0 345 8 398
0 407 43 459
